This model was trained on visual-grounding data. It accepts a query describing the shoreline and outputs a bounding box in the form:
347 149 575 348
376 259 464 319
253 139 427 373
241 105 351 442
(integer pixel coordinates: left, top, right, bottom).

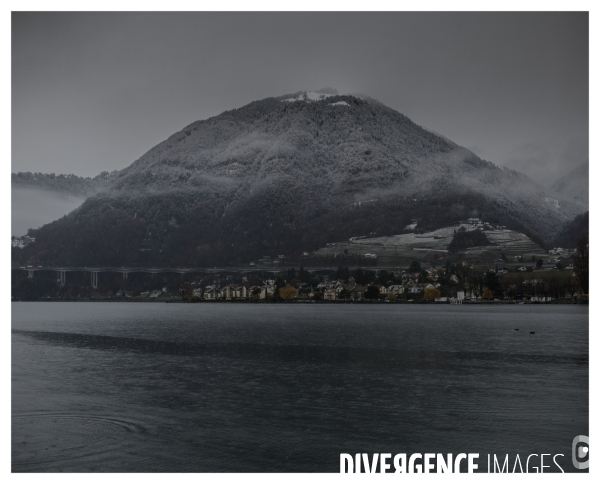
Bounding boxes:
11 298 588 305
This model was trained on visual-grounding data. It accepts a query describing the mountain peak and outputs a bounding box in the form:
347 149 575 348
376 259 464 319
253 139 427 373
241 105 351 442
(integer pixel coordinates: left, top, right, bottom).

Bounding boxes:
279 88 340 103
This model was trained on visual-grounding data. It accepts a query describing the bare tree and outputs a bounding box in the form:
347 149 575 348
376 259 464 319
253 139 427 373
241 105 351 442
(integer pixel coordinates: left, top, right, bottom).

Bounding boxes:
563 276 577 300
467 272 485 298
176 282 193 301
547 276 562 300
573 235 589 295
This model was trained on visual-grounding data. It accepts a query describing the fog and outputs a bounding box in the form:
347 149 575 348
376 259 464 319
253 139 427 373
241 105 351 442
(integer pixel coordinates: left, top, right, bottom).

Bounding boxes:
501 137 589 186
12 187 85 236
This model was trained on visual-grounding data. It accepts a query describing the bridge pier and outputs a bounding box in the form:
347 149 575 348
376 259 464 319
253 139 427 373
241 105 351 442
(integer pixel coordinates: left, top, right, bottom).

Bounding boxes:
57 270 66 286
91 271 99 289
28 270 33 279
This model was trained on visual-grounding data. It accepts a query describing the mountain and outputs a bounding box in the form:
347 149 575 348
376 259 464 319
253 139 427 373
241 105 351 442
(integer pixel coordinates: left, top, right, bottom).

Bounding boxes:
12 171 119 198
11 171 121 237
549 160 589 207
14 91 587 267
553 211 589 249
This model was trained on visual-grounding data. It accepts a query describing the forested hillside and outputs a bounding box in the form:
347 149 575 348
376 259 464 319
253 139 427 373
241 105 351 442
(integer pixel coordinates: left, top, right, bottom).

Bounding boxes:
14 91 587 267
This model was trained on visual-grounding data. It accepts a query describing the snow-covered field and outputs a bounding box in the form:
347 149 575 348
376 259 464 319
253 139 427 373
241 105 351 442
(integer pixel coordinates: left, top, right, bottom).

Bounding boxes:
314 222 544 264
484 229 540 252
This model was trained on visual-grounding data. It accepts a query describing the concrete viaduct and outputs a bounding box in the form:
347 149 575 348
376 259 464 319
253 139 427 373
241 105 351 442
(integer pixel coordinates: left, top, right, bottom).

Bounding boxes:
15 265 393 288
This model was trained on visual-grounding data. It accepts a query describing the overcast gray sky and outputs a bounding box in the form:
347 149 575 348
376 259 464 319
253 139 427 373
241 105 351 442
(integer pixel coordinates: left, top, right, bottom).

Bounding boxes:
12 12 588 184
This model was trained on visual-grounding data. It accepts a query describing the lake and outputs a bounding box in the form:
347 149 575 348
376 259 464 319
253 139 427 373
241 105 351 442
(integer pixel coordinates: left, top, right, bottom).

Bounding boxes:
12 302 588 472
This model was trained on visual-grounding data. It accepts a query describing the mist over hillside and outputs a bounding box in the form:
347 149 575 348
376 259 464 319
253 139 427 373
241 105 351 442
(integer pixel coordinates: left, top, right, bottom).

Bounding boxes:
549 160 589 207
11 187 86 237
13 92 588 267
554 210 589 249
12 171 119 198
11 171 120 236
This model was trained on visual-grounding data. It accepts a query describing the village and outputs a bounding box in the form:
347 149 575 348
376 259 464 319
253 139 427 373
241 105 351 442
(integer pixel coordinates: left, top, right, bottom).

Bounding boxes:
11 219 588 303
124 251 587 304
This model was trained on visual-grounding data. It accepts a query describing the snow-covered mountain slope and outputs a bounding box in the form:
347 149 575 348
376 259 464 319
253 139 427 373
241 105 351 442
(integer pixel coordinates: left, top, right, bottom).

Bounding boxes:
15 92 586 267
549 160 588 207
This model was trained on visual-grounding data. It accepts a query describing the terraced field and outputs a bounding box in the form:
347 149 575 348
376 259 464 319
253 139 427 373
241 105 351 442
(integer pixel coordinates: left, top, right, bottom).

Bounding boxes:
484 230 541 253
314 223 545 265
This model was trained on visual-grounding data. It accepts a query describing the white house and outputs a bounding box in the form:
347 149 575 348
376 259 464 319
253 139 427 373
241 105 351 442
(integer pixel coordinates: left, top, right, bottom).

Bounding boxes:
203 286 218 300
387 285 405 295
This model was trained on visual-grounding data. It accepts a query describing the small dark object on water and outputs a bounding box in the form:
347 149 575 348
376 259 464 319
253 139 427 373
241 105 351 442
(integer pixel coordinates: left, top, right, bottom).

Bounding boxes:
514 328 519 331
530 331 535 334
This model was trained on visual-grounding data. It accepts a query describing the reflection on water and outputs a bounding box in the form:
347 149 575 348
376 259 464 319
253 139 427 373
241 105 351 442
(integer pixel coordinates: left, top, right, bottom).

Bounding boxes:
12 303 588 472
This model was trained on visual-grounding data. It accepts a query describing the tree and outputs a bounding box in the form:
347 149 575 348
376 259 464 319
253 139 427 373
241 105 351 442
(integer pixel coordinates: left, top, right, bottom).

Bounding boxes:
468 272 485 298
364 285 380 300
573 235 589 295
378 270 395 286
286 267 297 281
252 287 262 299
423 287 441 300
536 259 543 269
176 282 193 301
408 261 422 273
298 267 312 283
336 266 350 282
483 287 494 299
448 230 491 252
279 284 297 300
484 271 502 298
547 276 562 300
501 281 518 300
354 268 374 285
454 259 471 287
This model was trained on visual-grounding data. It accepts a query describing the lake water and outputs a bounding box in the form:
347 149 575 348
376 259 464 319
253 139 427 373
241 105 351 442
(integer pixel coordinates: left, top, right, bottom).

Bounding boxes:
12 302 588 472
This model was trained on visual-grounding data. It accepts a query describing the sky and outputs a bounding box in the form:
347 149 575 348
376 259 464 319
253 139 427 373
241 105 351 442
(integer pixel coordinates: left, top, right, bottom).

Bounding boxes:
12 12 588 184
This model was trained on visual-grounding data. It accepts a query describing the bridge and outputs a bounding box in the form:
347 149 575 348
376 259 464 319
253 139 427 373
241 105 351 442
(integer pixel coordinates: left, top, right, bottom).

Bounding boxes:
14 265 397 287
